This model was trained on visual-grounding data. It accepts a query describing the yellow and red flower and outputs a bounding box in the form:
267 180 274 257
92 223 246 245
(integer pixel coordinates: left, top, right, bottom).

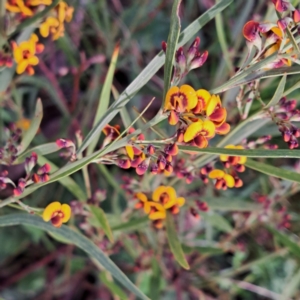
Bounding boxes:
183 120 215 148
220 144 247 170
152 186 185 215
208 169 235 190
42 201 71 228
164 85 198 125
102 124 120 146
192 89 211 114
206 94 230 134
12 34 44 75
6 0 33 16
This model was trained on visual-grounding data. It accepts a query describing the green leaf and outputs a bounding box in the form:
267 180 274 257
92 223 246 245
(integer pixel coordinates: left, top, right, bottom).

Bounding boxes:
99 271 127 300
112 216 148 231
76 0 233 155
15 142 60 164
0 214 150 300
182 245 224 255
202 198 260 211
162 0 181 102
200 212 233 233
281 269 300 300
265 74 287 108
166 213 189 270
193 117 270 168
166 144 300 158
266 226 300 259
89 206 114 243
87 43 120 155
245 159 300 184
18 98 43 155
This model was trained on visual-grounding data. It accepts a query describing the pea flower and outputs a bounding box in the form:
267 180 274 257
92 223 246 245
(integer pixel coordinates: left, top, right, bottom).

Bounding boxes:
220 145 247 172
208 169 235 190
152 186 185 215
42 201 71 228
12 34 44 75
183 120 215 148
164 85 198 125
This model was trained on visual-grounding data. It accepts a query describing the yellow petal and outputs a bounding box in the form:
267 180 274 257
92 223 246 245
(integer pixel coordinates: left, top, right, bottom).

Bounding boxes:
239 156 247 164
152 186 167 202
143 202 151 214
224 174 235 188
183 120 203 142
164 198 177 209
206 94 221 117
40 22 50 38
209 169 225 179
196 89 211 111
6 3 21 12
16 60 29 74
28 56 39 66
13 48 23 63
165 186 176 201
202 120 215 138
180 84 198 110
126 145 134 160
149 202 164 211
164 86 180 111
136 192 148 203
176 197 185 207
149 210 166 220
271 26 283 39
61 204 71 222
43 202 61 222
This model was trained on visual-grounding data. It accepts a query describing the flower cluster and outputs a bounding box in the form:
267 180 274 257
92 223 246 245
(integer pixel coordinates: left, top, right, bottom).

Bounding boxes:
42 201 71 228
6 1 74 74
134 186 185 229
101 125 179 176
40 2 74 40
242 2 300 70
164 85 230 147
208 145 247 190
267 97 300 149
163 37 208 84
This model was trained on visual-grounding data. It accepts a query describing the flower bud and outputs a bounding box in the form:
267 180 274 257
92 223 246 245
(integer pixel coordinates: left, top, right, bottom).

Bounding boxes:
164 143 178 156
187 37 200 65
189 51 208 71
136 158 150 175
147 145 155 155
118 159 131 169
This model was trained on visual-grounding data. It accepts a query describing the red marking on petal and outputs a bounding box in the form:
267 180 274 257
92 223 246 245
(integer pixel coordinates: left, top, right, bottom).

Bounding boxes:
243 20 260 42
215 122 230 135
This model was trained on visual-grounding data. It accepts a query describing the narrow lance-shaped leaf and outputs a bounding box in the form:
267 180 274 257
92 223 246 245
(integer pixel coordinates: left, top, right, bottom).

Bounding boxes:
166 212 190 270
265 74 287 108
151 144 300 158
162 0 181 102
15 142 60 164
89 205 114 243
87 43 120 155
76 0 233 155
18 98 43 155
200 212 233 233
245 159 300 184
0 214 150 300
